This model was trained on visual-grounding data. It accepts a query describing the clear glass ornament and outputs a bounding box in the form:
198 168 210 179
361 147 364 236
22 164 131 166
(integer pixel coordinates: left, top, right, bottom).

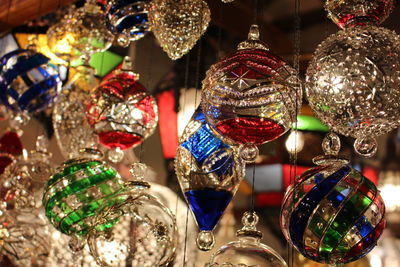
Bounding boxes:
206 211 287 267
306 25 400 157
280 148 386 264
47 0 114 61
87 163 178 267
0 137 54 266
104 0 151 46
175 107 245 251
86 57 158 162
325 0 395 28
148 0 211 60
53 65 98 159
0 48 62 114
42 148 126 238
202 25 301 149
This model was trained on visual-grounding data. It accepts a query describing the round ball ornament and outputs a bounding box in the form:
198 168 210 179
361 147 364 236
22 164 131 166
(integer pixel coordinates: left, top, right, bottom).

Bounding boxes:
104 0 151 46
306 25 400 157
202 25 301 161
86 57 158 162
87 163 177 267
42 149 126 238
325 0 395 29
280 145 386 265
206 212 287 267
47 0 114 61
148 0 211 60
0 49 61 114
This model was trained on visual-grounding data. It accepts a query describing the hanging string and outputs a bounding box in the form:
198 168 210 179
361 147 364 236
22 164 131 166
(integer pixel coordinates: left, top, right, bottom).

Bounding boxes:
288 0 301 266
139 38 155 163
253 0 259 25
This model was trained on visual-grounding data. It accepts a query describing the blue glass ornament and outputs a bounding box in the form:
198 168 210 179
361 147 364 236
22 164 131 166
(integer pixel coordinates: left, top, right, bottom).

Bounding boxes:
175 107 245 251
0 49 61 113
105 0 150 46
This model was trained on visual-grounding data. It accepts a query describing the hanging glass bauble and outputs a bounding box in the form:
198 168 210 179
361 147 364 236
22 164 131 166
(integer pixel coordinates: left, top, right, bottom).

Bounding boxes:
280 135 386 265
0 49 62 114
42 149 126 239
86 57 158 162
325 0 395 29
87 163 177 267
104 0 151 46
206 211 287 267
148 0 211 60
0 136 53 266
202 25 301 162
47 0 114 61
306 25 400 157
176 107 245 251
53 65 98 159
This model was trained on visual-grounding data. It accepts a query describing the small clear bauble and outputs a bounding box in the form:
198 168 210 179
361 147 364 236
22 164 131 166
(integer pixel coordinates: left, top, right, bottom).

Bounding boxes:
206 211 287 267
46 0 114 60
86 57 158 163
87 163 178 267
280 133 386 265
0 48 62 117
201 25 301 162
176 107 245 251
324 0 395 28
53 65 98 159
306 1 400 158
42 148 126 239
148 0 211 60
103 0 151 46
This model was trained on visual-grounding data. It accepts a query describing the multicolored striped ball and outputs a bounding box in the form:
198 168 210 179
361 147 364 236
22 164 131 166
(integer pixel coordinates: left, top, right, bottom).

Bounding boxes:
280 164 385 265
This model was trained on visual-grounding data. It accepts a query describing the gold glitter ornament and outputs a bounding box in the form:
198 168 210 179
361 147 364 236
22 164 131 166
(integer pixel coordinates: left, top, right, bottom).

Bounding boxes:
148 0 211 60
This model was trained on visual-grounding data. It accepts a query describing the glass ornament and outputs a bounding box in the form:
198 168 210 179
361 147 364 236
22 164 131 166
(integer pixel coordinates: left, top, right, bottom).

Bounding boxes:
53 65 98 159
206 211 287 267
47 0 114 61
175 107 245 251
280 139 386 265
87 163 178 267
0 48 62 114
104 0 151 46
0 137 53 266
42 148 126 238
325 0 395 29
148 0 211 60
306 25 400 157
86 57 158 162
202 25 301 152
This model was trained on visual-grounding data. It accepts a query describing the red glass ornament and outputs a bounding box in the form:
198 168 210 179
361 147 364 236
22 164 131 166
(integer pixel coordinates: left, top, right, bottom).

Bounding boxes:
87 66 158 151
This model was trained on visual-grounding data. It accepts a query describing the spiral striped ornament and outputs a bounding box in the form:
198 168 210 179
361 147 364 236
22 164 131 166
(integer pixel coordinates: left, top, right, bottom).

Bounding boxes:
280 164 385 264
43 158 126 236
0 49 61 113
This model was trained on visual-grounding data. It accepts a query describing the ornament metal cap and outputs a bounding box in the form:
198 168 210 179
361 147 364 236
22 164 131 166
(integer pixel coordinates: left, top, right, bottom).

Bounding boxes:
236 211 263 239
312 132 349 166
118 56 139 79
237 25 269 51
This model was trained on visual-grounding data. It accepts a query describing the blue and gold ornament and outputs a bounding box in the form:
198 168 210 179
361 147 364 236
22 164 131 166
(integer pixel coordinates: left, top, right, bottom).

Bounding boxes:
0 49 61 114
104 0 151 46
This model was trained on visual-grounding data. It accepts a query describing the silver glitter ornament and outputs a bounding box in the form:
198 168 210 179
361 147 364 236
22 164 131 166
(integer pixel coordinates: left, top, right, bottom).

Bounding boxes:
148 0 210 60
306 25 400 157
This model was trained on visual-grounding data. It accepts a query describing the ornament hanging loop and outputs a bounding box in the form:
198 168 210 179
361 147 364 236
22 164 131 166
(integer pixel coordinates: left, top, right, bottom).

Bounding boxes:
313 132 349 166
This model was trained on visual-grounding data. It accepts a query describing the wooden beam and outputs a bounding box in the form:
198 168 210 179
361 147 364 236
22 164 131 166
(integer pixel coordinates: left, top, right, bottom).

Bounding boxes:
0 0 77 35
